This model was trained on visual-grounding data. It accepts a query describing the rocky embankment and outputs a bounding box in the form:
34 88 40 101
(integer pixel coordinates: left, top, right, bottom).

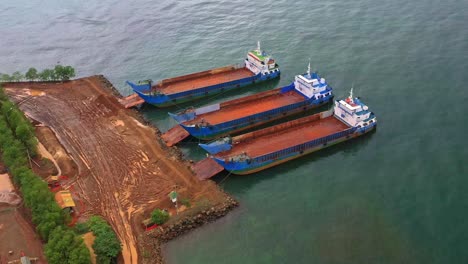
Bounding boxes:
144 197 239 264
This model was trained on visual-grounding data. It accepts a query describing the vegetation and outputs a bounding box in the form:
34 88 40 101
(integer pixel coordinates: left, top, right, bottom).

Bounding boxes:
25 67 39 81
0 65 75 82
180 197 191 208
87 216 122 264
44 226 91 264
0 85 90 263
151 209 170 225
0 99 38 156
74 222 90 235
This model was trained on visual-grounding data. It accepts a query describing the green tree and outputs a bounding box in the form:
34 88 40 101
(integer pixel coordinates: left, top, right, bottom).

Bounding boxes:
62 66 76 80
94 231 121 264
44 226 91 264
151 209 170 225
25 67 39 81
15 123 37 155
74 222 90 234
39 69 53 81
11 71 23 82
69 243 92 264
16 123 33 144
1 73 12 82
88 216 122 264
54 65 64 80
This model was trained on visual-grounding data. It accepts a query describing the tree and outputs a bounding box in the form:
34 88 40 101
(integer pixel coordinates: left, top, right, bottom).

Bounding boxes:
16 123 33 144
151 209 170 225
54 65 64 80
62 66 75 80
25 67 39 81
0 73 11 82
15 123 37 155
44 226 91 264
87 216 121 264
39 69 53 81
94 231 121 264
69 243 93 264
11 71 23 82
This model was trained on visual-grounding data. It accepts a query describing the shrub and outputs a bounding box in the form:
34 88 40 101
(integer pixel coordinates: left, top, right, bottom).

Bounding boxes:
180 197 191 208
0 85 7 100
151 209 170 225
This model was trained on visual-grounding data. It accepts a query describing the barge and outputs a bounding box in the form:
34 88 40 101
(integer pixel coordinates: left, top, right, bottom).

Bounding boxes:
126 42 280 107
199 90 377 175
168 64 333 140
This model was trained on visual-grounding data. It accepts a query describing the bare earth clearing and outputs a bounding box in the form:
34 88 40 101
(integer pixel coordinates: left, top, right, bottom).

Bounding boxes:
4 77 229 263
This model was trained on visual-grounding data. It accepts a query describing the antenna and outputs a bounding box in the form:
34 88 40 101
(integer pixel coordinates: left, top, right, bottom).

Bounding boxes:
307 58 311 78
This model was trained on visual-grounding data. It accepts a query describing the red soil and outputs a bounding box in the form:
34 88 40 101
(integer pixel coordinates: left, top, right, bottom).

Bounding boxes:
4 77 228 264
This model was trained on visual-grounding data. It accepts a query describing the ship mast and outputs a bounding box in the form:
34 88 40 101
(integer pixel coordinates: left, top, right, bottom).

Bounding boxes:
307 59 311 78
257 41 261 52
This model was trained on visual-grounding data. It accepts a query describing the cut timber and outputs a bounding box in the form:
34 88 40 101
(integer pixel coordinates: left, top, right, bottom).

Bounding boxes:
192 158 224 180
119 93 144 108
162 125 190 147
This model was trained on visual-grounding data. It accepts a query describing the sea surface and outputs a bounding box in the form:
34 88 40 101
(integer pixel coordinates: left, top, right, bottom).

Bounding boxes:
1 0 468 263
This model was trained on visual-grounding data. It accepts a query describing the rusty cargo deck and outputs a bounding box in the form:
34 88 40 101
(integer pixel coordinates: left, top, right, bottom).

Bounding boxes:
157 67 254 95
217 115 349 158
185 89 305 126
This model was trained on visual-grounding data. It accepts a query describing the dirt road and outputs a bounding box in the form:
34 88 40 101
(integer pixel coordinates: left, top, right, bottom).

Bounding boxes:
4 77 228 263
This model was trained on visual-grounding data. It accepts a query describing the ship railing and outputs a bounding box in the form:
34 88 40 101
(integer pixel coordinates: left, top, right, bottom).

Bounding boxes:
252 127 357 164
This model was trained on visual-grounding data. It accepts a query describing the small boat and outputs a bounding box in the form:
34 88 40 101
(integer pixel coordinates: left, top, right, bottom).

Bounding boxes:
168 63 333 140
126 42 280 107
199 90 377 175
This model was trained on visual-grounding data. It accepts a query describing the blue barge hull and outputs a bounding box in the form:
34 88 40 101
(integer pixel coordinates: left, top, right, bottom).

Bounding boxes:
127 67 280 107
170 76 333 141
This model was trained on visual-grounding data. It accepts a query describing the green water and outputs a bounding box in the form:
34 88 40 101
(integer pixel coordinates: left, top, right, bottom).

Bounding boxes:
1 0 467 263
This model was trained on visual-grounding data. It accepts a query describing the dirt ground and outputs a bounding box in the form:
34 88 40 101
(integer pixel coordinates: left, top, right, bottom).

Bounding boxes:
0 164 45 263
4 77 229 264
82 232 97 264
0 206 47 263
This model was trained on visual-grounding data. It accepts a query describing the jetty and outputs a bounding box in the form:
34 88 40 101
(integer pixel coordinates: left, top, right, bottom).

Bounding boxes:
118 93 144 108
161 125 190 147
192 158 224 180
